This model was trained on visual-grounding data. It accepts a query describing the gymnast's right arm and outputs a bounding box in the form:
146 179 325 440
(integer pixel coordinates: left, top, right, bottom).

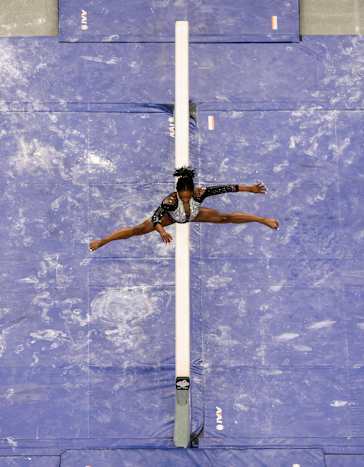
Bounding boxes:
152 204 167 230
151 196 175 243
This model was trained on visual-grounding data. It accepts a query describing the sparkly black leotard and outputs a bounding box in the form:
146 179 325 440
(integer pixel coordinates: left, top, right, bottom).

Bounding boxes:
151 184 239 226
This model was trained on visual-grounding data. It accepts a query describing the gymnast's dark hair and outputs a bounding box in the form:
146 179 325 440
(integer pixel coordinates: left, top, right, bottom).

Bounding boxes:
174 165 195 192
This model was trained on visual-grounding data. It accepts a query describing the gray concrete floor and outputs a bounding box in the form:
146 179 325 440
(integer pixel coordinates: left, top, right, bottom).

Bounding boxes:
0 0 58 36
301 0 363 35
0 0 362 37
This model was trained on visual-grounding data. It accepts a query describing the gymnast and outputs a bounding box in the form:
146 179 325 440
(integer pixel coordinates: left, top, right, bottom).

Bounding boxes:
89 166 279 251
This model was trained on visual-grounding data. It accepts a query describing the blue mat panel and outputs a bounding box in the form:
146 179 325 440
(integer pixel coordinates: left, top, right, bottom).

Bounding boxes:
1 451 364 466
59 0 299 43
201 365 364 447
193 109 364 447
61 448 325 466
0 458 60 467
0 111 203 450
326 454 364 466
0 37 362 111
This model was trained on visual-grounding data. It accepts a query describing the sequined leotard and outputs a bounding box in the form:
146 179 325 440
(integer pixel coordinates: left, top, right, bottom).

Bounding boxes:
151 184 239 226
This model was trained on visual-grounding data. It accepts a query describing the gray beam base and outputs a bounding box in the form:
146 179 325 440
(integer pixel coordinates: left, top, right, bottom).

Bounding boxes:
174 377 191 448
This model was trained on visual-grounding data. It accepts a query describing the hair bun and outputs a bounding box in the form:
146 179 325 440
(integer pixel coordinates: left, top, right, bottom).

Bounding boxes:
173 165 195 179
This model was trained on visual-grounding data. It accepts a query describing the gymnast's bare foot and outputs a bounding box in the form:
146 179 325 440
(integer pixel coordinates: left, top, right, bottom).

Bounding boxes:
89 239 103 251
264 218 279 230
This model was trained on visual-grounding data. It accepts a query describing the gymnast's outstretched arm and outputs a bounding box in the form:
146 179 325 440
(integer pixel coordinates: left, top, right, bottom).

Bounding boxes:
197 181 267 200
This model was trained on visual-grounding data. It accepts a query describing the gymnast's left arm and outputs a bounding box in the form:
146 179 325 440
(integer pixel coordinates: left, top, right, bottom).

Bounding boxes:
198 181 267 200
238 181 267 194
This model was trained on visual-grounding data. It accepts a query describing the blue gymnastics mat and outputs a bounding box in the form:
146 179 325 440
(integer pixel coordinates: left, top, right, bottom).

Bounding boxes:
0 37 362 112
2 450 364 466
59 0 300 43
0 107 363 454
1 16 364 467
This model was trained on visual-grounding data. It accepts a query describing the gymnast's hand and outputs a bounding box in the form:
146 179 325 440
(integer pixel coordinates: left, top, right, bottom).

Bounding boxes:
160 229 173 244
250 181 267 194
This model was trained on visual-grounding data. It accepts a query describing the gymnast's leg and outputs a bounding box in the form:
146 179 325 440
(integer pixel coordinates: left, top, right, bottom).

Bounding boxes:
192 207 279 230
89 214 175 251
